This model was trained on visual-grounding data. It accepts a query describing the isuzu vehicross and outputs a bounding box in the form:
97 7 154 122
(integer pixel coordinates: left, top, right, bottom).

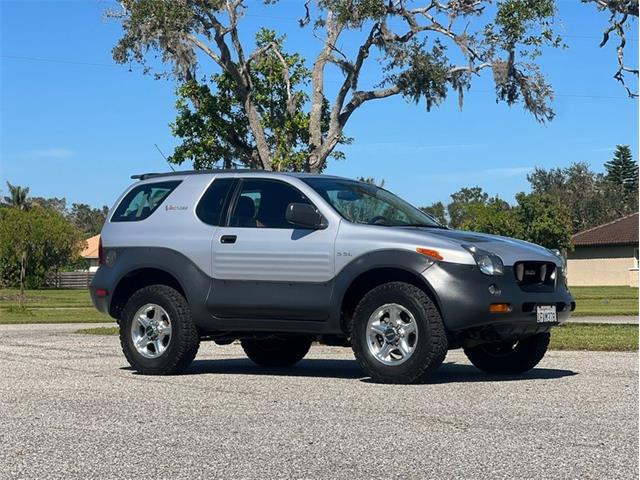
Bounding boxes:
91 171 575 384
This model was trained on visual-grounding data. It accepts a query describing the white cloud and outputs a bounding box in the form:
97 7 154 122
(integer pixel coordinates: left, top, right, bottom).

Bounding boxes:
428 166 534 182
23 148 74 159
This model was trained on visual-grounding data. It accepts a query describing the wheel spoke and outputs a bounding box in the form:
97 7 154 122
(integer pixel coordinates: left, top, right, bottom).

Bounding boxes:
136 335 150 349
158 324 171 336
398 338 412 357
378 343 394 359
370 321 386 336
387 305 402 324
401 321 416 336
154 339 163 355
137 313 150 328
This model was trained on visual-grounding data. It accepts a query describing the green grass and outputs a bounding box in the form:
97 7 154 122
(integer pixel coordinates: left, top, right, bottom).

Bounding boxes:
76 326 119 335
0 288 109 324
571 286 638 316
550 323 638 351
0 289 94 308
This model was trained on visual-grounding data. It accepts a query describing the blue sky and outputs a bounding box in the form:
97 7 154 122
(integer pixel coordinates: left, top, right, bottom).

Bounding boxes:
1 0 638 209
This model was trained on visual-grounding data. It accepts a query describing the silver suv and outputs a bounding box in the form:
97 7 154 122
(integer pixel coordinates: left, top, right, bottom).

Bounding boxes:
91 171 574 383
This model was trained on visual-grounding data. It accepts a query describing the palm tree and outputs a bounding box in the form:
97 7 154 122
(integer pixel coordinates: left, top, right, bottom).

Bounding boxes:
4 181 30 210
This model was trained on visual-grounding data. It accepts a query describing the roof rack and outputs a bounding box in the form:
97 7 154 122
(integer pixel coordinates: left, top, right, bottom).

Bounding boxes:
130 169 263 181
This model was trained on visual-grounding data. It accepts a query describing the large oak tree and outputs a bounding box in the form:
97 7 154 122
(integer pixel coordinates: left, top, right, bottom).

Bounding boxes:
111 0 635 172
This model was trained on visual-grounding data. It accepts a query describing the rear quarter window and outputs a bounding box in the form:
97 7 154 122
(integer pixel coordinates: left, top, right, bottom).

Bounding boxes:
111 180 181 222
196 177 235 226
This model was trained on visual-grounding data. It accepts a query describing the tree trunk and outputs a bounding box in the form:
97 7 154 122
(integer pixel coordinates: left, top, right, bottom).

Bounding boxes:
19 250 26 309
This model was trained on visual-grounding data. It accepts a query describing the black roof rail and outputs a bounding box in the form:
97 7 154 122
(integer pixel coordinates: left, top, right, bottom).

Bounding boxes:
130 169 264 180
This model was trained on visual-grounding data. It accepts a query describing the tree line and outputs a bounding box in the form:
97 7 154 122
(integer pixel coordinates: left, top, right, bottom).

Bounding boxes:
420 145 638 250
0 183 109 289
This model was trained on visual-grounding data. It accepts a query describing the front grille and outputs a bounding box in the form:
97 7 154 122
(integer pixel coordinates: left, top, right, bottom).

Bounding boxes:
514 261 556 290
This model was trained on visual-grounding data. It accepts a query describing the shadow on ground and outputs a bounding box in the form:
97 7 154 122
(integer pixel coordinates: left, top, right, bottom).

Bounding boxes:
124 357 577 384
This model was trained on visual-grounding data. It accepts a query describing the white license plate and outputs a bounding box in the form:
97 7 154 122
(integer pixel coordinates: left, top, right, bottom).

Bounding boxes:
536 305 557 324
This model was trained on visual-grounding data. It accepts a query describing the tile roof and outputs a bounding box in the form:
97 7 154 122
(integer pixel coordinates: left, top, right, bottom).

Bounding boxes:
572 213 639 247
80 234 100 259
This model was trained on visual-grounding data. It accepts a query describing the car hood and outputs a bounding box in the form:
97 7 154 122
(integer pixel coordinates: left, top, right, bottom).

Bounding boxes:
406 228 560 266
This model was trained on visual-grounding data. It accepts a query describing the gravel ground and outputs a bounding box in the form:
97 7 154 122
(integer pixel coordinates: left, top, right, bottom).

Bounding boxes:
0 324 637 480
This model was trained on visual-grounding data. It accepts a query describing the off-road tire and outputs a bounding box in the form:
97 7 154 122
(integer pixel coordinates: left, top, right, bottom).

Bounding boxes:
463 332 550 375
120 285 200 375
351 282 448 384
241 336 312 367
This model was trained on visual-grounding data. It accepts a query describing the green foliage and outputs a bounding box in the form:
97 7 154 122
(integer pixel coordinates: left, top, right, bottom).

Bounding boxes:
420 202 447 226
169 29 347 171
422 186 572 250
31 196 67 215
68 203 109 236
447 187 489 229
460 197 523 239
0 207 84 288
527 161 638 233
3 182 30 210
513 192 572 251
485 0 562 122
382 40 452 111
605 145 638 193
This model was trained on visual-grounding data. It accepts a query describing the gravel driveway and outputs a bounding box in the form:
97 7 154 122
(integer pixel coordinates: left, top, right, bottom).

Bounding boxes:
1 324 637 480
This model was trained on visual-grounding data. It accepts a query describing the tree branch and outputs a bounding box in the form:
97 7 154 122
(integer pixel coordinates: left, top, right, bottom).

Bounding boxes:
308 10 342 171
194 7 273 169
584 0 638 97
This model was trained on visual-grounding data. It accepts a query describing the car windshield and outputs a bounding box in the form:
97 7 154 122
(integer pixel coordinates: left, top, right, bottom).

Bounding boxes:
302 178 443 228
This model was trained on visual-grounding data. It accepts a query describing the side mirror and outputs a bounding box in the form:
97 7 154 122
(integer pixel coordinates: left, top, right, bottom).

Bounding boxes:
286 203 326 230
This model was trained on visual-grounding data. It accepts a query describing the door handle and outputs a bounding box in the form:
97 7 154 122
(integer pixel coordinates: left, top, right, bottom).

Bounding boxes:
220 235 237 244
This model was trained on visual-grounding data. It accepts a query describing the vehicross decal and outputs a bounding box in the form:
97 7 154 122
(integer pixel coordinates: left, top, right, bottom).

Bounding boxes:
165 205 188 212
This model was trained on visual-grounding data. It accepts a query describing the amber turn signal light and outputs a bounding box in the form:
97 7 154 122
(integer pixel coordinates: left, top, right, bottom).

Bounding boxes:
489 303 512 313
416 248 444 261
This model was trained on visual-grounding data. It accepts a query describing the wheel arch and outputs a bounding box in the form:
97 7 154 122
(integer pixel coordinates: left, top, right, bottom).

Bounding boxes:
109 267 186 319
332 250 444 335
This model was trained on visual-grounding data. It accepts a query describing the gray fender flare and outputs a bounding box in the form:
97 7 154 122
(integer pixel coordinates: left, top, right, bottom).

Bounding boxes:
328 249 443 333
95 247 212 322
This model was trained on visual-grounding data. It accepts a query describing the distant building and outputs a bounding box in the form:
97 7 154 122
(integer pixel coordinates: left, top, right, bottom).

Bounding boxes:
80 234 100 272
567 213 639 287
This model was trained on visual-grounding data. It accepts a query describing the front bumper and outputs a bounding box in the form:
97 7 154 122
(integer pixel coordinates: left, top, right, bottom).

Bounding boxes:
423 261 574 338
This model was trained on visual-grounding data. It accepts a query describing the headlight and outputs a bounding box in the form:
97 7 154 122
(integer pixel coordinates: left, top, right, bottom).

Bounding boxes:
462 245 504 276
548 248 567 280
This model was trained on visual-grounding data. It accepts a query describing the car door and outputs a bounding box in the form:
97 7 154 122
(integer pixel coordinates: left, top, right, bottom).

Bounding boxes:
208 177 338 321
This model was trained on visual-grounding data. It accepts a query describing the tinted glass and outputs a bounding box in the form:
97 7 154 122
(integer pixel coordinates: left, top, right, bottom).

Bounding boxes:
303 178 441 227
196 177 234 226
111 181 181 222
230 179 311 228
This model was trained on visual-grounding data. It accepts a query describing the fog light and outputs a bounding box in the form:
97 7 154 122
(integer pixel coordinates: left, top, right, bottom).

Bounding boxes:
488 284 501 296
489 303 512 313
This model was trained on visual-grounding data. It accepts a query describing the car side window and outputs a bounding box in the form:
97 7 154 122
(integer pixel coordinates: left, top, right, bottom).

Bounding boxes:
229 179 312 229
111 181 181 222
196 177 235 226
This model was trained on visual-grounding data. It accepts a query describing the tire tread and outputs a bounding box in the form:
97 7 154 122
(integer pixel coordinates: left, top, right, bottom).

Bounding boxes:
120 285 199 375
351 281 447 384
